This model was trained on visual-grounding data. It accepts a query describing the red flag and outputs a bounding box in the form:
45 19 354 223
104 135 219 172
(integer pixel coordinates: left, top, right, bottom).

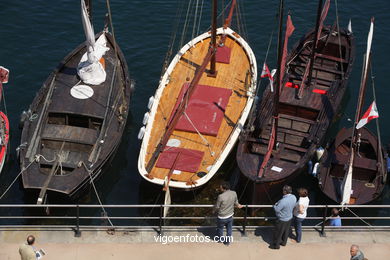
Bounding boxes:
0 66 9 84
280 15 295 91
356 101 379 129
261 62 273 80
260 62 274 91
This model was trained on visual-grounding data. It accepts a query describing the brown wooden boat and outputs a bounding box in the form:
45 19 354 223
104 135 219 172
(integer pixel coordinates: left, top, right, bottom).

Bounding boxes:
237 0 355 203
316 18 387 205
18 0 132 203
138 0 257 190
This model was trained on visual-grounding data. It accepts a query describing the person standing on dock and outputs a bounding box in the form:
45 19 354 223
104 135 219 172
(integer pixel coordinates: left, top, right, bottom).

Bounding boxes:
350 244 365 260
214 181 243 245
269 185 296 249
292 188 310 243
19 235 37 260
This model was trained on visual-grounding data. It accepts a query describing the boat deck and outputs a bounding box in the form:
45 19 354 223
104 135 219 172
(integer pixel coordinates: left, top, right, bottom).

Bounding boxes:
145 34 252 184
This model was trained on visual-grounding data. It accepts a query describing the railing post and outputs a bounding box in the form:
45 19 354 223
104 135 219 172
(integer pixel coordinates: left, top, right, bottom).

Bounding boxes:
320 205 328 237
159 204 163 236
242 205 248 236
74 204 81 237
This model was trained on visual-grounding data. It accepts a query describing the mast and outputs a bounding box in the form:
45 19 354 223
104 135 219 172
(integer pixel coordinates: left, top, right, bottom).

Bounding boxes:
307 0 323 86
341 18 374 205
85 0 92 21
209 0 218 76
258 0 284 177
297 0 330 99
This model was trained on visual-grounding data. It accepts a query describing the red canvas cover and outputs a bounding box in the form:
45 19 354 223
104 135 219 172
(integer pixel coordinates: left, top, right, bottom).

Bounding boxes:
155 147 204 173
216 45 231 64
170 83 232 136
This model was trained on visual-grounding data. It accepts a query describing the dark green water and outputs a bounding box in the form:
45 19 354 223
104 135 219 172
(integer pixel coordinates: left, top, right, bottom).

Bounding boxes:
0 0 389 215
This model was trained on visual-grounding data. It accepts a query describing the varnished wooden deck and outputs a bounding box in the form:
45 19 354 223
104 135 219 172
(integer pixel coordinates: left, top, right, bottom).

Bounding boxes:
144 34 252 184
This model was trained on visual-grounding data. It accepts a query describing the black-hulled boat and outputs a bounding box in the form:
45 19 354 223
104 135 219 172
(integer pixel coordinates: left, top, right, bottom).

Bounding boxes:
18 0 132 203
237 0 355 204
316 18 387 205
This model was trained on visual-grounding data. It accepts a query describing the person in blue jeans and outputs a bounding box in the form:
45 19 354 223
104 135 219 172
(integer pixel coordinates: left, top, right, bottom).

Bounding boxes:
214 182 243 245
293 188 310 243
328 208 342 226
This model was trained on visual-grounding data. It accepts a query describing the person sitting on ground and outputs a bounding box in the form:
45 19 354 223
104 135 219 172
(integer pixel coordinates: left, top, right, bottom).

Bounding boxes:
19 235 36 260
328 208 342 226
350 244 365 260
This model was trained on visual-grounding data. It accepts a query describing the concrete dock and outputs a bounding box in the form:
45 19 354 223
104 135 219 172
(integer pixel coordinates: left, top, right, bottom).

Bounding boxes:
1 228 389 259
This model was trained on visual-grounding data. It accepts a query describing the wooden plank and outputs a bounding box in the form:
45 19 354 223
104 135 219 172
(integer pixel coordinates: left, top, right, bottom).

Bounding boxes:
42 125 98 145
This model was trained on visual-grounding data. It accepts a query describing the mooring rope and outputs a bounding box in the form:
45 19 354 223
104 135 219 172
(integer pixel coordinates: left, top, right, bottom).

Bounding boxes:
80 162 114 227
0 157 37 200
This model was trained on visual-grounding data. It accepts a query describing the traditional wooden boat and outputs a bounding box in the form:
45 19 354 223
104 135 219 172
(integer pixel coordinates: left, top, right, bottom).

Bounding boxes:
18 0 132 203
0 67 10 174
237 0 355 204
316 18 387 205
138 0 257 190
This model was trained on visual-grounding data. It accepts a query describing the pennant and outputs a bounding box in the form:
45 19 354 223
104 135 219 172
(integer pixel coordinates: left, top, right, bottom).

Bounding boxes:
261 62 273 79
261 62 274 91
0 66 9 84
356 101 379 129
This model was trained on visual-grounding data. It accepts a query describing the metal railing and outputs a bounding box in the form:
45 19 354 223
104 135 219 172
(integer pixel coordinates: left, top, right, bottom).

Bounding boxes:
0 204 389 237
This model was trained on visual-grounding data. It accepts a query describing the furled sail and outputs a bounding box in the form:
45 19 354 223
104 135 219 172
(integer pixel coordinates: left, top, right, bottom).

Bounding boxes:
341 18 374 205
77 0 109 85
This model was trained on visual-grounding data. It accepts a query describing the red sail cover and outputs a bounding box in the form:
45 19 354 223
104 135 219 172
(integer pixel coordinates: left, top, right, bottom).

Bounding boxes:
171 83 232 136
155 147 204 173
216 46 231 64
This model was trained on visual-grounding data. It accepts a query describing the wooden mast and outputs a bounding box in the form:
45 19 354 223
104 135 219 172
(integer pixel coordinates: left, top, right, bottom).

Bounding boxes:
85 0 92 21
341 18 374 205
209 0 218 77
297 0 330 99
307 0 322 87
146 0 233 173
258 0 284 177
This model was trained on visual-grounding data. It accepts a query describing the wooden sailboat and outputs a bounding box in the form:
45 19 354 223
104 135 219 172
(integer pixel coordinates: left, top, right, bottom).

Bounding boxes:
237 0 355 203
138 0 257 190
316 18 387 205
0 66 10 174
18 0 132 203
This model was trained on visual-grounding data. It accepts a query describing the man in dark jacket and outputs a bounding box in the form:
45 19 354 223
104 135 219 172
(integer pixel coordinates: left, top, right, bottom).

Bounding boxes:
269 185 296 249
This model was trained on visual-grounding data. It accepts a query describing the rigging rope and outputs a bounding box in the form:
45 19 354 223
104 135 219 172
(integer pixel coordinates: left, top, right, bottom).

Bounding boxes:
370 59 386 181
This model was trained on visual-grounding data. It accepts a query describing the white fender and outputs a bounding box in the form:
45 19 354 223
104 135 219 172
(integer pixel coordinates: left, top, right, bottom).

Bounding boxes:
138 126 146 140
142 112 149 125
147 96 154 109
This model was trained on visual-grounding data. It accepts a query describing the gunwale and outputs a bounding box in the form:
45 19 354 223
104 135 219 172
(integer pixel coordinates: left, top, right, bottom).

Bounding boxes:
138 27 257 189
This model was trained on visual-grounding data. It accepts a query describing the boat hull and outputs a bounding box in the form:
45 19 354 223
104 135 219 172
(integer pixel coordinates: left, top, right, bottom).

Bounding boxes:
316 127 387 204
138 27 257 189
19 32 132 201
237 26 355 203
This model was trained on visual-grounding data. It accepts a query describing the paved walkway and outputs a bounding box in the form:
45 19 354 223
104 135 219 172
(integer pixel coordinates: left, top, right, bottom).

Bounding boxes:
1 228 389 260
